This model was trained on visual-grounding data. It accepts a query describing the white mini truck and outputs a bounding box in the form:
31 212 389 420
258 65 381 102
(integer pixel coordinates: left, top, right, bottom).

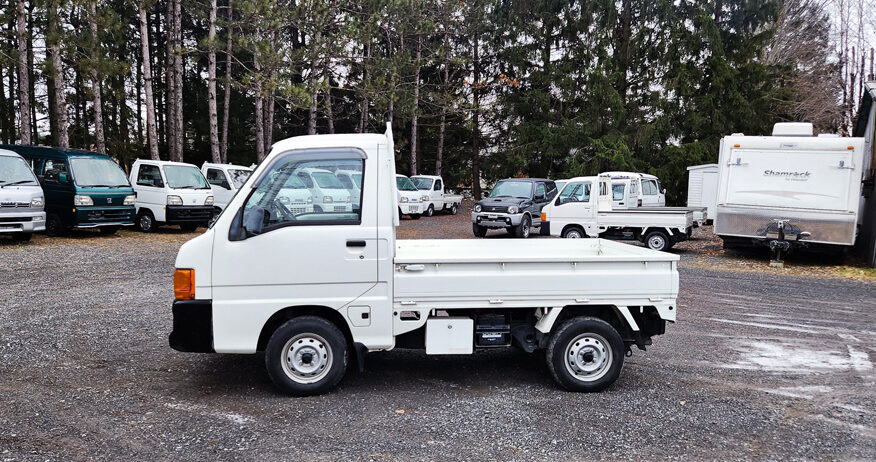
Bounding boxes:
169 126 680 396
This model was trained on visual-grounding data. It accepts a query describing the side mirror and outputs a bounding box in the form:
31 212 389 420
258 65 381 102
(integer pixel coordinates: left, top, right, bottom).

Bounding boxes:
243 206 265 235
534 194 545 202
58 173 69 184
662 188 667 195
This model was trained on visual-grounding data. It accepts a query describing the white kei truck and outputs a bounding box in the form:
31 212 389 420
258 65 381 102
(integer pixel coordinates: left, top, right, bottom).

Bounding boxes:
715 123 868 258
169 125 680 396
543 175 694 251
410 174 463 216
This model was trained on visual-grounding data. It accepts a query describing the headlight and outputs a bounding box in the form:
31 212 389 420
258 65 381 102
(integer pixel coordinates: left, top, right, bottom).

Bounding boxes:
307 197 313 204
205 196 214 206
278 196 290 204
345 196 351 203
167 195 183 206
73 195 93 206
323 196 333 203
474 204 482 212
399 196 408 203
123 195 136 206
31 196 44 207
508 206 519 214
421 195 429 203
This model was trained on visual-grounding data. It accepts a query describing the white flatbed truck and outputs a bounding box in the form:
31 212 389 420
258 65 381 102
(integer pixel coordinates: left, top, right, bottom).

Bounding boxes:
543 175 694 251
169 125 680 395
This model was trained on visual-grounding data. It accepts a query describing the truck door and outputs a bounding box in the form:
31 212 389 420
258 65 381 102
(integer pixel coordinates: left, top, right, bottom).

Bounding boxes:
551 180 594 234
432 178 443 208
205 167 233 209
210 148 378 352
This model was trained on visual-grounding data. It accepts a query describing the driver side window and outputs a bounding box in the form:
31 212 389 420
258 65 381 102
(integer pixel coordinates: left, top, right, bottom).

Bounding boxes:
557 182 591 204
206 168 229 187
240 155 364 237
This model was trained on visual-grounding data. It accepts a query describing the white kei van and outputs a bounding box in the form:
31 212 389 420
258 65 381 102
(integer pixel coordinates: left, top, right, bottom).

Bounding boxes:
130 159 215 232
334 169 363 209
0 149 45 241
201 162 253 211
297 167 353 213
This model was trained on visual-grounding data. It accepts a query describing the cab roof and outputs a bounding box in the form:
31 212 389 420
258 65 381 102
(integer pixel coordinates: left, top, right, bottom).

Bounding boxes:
0 144 112 160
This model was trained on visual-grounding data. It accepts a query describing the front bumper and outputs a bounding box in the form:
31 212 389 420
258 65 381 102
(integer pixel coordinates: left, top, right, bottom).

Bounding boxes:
169 299 214 353
399 202 425 215
0 211 46 233
472 211 524 228
166 205 214 224
74 205 136 227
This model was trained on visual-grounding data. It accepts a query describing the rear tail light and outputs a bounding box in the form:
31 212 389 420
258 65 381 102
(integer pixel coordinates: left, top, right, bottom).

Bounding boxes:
174 269 195 300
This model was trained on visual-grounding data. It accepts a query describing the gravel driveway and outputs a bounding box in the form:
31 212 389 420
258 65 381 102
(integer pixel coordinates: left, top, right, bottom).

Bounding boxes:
1 211 874 460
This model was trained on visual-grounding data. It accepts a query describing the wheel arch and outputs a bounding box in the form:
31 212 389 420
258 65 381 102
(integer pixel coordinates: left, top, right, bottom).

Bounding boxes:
257 305 354 353
560 224 585 237
540 305 634 342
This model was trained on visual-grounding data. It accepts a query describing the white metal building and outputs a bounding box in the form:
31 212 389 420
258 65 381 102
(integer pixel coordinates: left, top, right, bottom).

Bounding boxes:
686 164 718 223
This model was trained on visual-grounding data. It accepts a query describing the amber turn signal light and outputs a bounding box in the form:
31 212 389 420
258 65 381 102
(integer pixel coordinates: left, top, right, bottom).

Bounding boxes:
174 268 195 300
541 212 547 222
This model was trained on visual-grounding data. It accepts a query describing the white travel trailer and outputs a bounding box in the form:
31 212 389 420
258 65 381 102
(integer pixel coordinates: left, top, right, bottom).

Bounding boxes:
714 122 867 256
686 164 719 222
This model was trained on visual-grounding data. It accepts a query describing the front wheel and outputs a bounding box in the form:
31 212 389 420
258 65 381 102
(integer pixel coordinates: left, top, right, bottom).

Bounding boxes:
546 317 625 392
265 316 348 396
449 203 458 215
644 230 670 251
472 223 487 237
514 215 531 238
45 213 68 237
410 213 421 220
424 204 434 217
562 227 585 239
136 210 157 233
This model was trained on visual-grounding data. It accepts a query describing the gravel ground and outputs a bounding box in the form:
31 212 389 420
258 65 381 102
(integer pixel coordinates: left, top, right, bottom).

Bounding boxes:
1 210 875 460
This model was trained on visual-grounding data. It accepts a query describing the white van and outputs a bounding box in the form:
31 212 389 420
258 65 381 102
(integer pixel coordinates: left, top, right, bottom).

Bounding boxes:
130 159 215 232
296 167 353 213
396 174 427 218
201 162 253 211
334 169 363 209
0 149 45 241
603 171 666 207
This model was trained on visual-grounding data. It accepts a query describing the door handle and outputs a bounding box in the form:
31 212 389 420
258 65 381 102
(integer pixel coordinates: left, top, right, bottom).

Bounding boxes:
346 240 367 247
403 264 425 271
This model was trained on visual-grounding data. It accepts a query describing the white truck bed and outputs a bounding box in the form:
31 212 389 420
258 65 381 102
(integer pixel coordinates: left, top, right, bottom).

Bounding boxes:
640 206 707 226
394 239 679 318
596 209 693 231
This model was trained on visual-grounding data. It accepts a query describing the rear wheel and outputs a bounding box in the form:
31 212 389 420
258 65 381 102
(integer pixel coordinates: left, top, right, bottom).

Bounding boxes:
265 316 348 396
546 317 624 392
424 204 434 217
515 215 531 238
99 226 118 235
11 233 32 242
472 223 487 237
562 227 585 239
449 203 458 215
644 230 670 251
45 213 68 237
136 210 156 233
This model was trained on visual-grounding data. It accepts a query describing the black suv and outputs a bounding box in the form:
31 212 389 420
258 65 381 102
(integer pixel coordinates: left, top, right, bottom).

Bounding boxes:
471 178 558 238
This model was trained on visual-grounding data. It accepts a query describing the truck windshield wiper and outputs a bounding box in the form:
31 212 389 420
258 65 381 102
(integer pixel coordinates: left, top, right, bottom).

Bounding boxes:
174 185 197 189
0 180 36 188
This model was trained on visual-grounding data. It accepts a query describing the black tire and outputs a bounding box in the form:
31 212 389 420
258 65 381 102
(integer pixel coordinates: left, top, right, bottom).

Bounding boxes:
45 213 68 237
424 204 434 217
472 223 487 237
265 316 348 396
99 226 118 235
180 223 199 232
562 226 585 239
449 203 458 215
410 213 421 220
11 233 32 242
514 215 531 238
546 317 625 392
644 230 670 251
136 210 157 233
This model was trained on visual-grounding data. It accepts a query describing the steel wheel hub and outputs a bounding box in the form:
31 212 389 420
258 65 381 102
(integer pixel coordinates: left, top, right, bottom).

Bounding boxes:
281 333 332 384
564 333 612 382
649 235 665 249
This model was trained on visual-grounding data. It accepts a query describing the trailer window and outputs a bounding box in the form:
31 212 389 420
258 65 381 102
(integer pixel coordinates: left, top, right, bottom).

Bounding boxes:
241 156 364 235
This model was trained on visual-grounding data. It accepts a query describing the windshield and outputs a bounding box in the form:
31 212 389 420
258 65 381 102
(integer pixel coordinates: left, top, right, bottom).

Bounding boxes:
164 165 210 189
352 173 362 188
489 180 532 199
282 174 307 189
411 177 433 190
612 184 625 201
228 169 251 189
312 171 345 189
396 177 418 191
69 157 129 187
0 156 39 185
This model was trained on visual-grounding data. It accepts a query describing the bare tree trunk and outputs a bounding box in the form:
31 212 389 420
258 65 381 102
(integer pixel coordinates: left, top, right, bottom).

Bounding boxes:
254 43 264 162
207 0 220 162
16 0 31 145
358 42 370 133
471 23 482 199
165 0 176 159
48 4 69 147
139 2 159 160
325 90 334 134
26 2 36 143
307 53 318 135
436 23 450 176
220 0 232 163
173 0 183 161
409 34 421 176
89 0 105 153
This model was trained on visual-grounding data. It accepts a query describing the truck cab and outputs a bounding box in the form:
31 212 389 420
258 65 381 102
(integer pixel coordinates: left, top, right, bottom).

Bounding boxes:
603 171 666 207
0 149 45 241
201 162 253 211
169 126 680 396
471 178 558 238
130 159 215 232
410 174 462 216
